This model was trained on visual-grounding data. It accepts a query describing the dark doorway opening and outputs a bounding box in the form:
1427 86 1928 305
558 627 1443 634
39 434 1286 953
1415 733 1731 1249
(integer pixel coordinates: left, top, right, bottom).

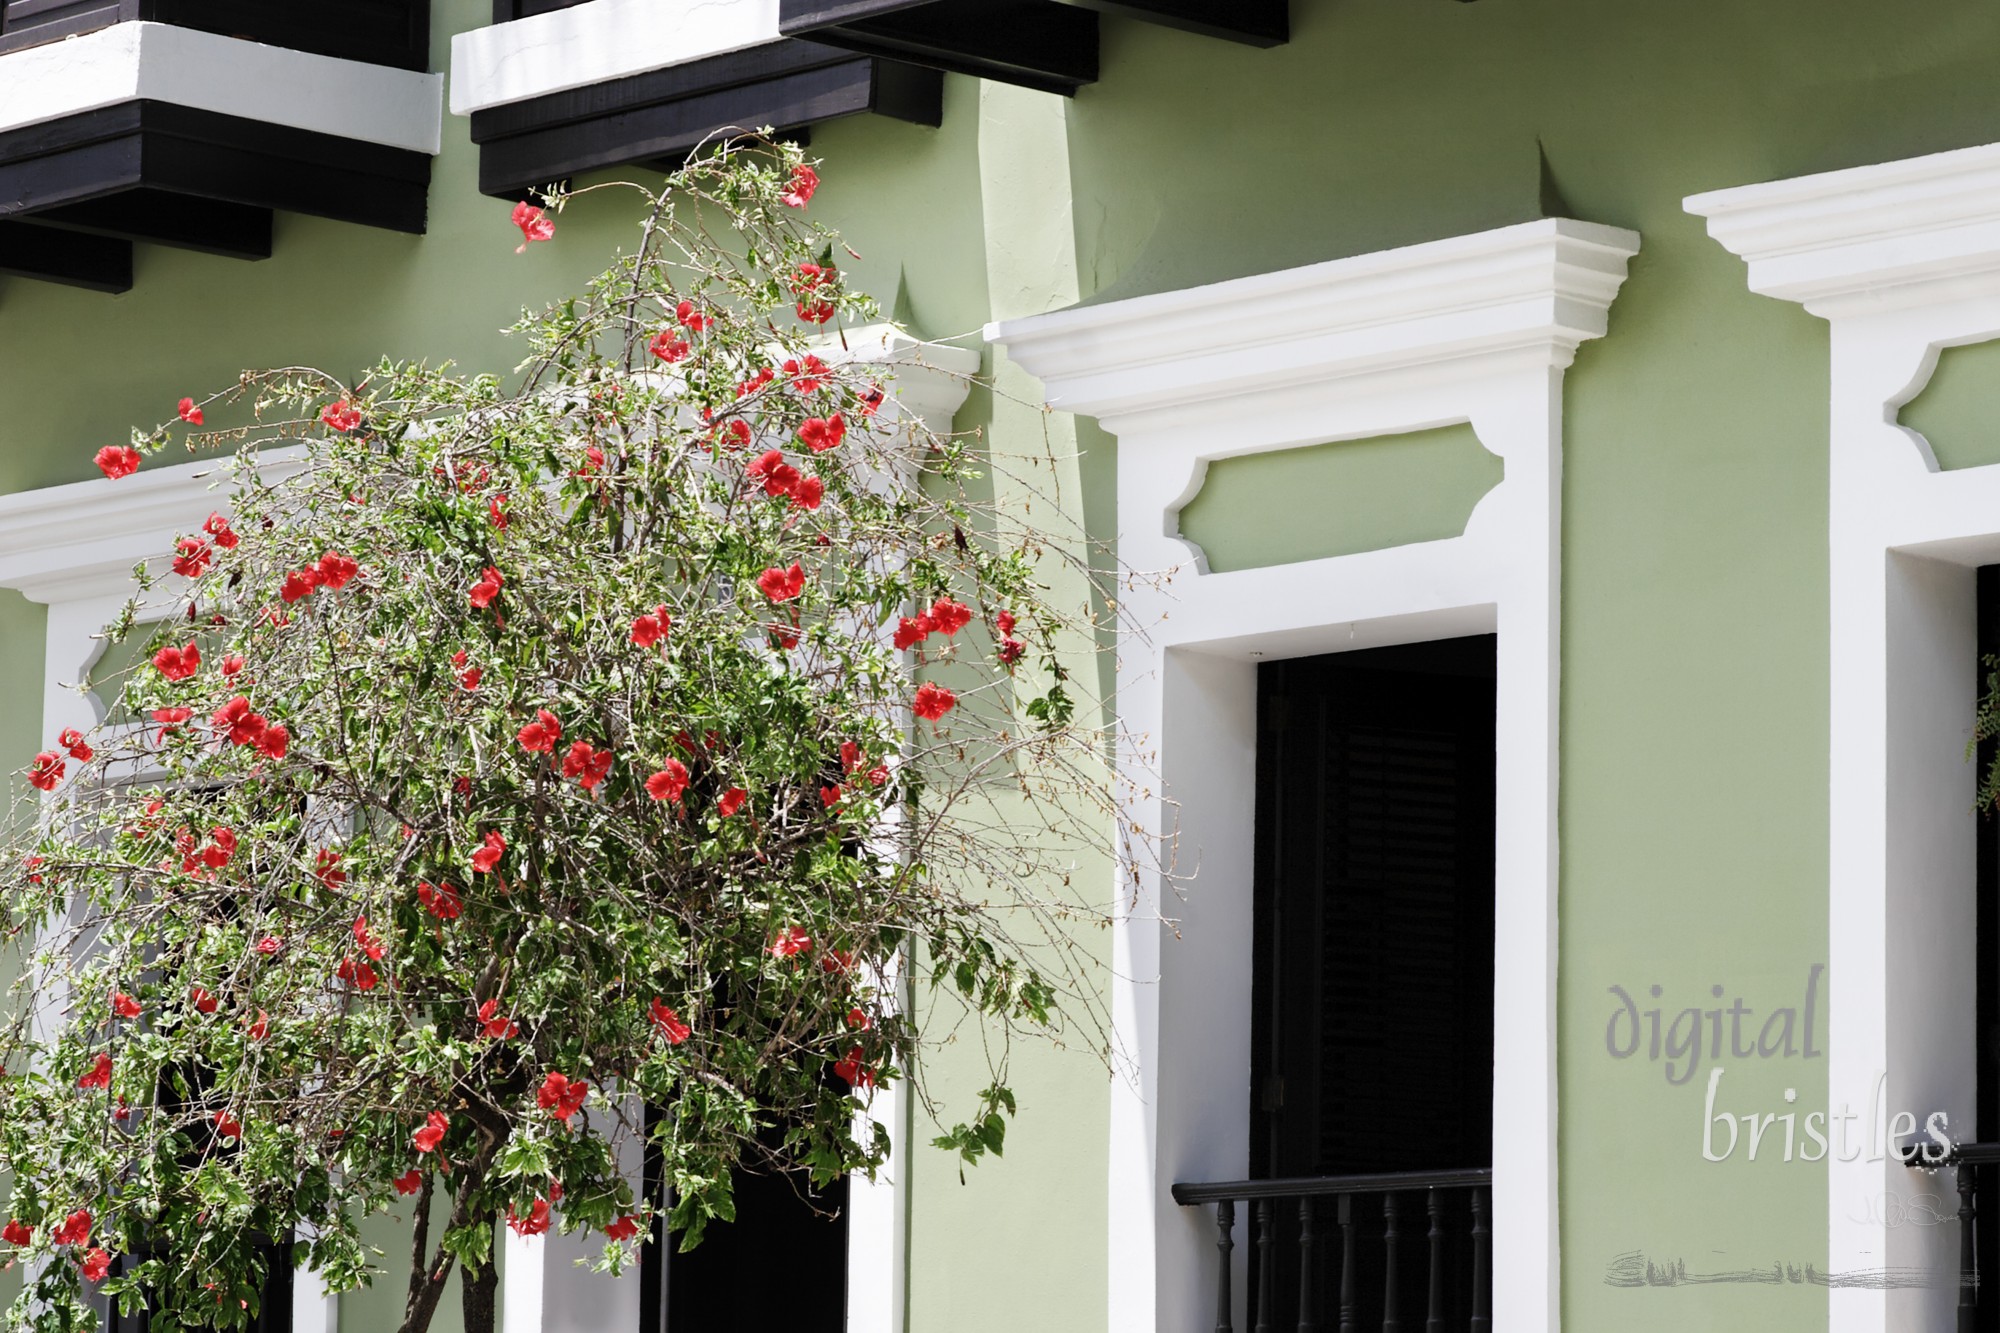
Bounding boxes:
1249 634 1497 1329
1974 566 2000 1331
639 1108 850 1333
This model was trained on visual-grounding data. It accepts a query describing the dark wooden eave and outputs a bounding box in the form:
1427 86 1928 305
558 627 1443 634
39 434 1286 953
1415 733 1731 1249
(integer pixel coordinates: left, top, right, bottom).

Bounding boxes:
468 40 942 200
0 0 432 71
777 0 1098 97
0 100 430 290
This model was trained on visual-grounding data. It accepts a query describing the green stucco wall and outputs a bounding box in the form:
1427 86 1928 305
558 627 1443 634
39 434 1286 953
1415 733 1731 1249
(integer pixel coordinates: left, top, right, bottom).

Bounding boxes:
1900 337 2000 471
16 0 2000 1328
1176 425 1503 571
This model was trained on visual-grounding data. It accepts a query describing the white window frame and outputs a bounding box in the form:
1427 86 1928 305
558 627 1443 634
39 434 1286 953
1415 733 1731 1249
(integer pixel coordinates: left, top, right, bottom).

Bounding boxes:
989 217 1639 1333
1689 139 2000 1333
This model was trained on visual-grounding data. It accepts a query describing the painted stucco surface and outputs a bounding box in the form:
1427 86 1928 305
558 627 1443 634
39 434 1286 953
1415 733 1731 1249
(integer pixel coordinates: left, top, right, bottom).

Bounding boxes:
1900 337 2000 472
1176 425 1503 571
9 0 2000 1328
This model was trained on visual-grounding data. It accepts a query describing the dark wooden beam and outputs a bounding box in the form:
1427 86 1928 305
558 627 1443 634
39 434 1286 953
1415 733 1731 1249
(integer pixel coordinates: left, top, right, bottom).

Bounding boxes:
778 0 1098 97
29 189 272 260
469 41 942 199
0 219 132 293
1067 0 1286 47
0 0 431 70
0 102 431 236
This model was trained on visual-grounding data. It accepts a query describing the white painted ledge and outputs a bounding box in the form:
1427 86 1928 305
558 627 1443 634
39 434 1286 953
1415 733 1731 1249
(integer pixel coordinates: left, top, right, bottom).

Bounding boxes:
1687 139 2000 315
0 22 443 155
450 0 780 116
986 217 1641 436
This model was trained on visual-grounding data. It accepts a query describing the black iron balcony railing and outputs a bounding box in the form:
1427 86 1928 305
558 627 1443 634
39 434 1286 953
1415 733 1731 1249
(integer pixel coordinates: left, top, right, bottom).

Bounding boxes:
1902 1139 1999 1333
1172 1167 1492 1333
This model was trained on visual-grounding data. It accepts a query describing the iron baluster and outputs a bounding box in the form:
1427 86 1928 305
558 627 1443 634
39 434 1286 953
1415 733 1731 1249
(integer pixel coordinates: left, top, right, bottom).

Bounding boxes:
1961 1163 1979 1333
1214 1199 1236 1333
1382 1192 1401 1333
1296 1196 1317 1333
1337 1194 1357 1333
1469 1186 1490 1333
1424 1189 1444 1333
1254 1198 1276 1333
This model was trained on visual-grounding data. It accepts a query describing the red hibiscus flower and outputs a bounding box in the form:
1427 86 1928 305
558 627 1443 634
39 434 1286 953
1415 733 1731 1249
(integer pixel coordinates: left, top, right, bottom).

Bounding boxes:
512 201 554 252
111 991 142 1018
279 569 319 603
644 759 688 803
153 642 201 681
488 494 508 530
791 475 824 511
604 1215 642 1242
630 606 671 648
58 728 93 762
1 1220 30 1247
412 1110 448 1153
52 1210 91 1246
820 784 844 808
95 446 141 480
768 925 813 959
577 444 607 476
676 299 711 332
353 915 386 962
204 512 238 549
417 881 462 921
847 1007 872 1031
859 385 885 417
315 848 345 888
80 1248 111 1281
717 419 753 451
747 449 798 498
929 597 972 635
561 741 614 792
783 355 830 393
893 615 934 651
477 997 519 1040
507 1200 552 1237
518 709 562 753
798 414 846 453
756 562 806 603
469 566 504 608
255 935 282 955
201 826 237 869
221 653 246 678
449 648 482 691
255 722 289 759
833 1046 874 1089
27 751 64 792
912 682 957 721
790 264 837 324
648 330 691 364
471 829 506 874
177 397 204 426
247 1009 270 1040
537 1071 590 1123
781 163 819 209
151 707 192 743
320 401 362 433
718 786 747 818
212 696 267 746
172 537 212 579
77 1053 112 1090
316 551 359 589
336 957 379 991
650 998 691 1044
737 367 775 398
392 1169 423 1196
840 741 864 774
213 1110 243 1140
189 986 218 1015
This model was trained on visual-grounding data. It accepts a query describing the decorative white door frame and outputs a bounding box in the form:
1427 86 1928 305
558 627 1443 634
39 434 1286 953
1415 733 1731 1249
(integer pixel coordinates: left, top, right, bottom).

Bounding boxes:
990 216 1639 1333
1688 138 2000 1333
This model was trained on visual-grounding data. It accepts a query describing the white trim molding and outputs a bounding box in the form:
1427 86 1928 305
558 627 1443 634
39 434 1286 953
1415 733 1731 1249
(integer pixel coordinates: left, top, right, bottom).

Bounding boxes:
988 216 1639 1333
1688 140 2000 1333
449 0 779 117
0 22 443 155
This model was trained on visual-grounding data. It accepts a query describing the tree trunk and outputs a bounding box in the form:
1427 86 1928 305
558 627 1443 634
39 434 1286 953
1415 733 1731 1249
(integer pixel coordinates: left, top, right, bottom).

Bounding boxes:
463 1239 499 1333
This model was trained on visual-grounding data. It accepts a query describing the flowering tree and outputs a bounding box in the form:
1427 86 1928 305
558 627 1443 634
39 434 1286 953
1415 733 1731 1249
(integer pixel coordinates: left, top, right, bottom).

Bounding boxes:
0 142 1116 1333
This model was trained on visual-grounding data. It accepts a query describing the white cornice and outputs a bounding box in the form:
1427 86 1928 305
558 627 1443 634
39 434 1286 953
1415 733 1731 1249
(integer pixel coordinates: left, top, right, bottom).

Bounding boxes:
1685 140 2000 317
827 324 981 434
449 0 778 117
0 22 443 155
0 450 304 605
983 218 1640 435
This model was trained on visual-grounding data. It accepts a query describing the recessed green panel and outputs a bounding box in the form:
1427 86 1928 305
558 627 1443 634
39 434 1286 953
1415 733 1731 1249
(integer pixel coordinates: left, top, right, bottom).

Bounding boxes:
1899 338 2000 470
1174 424 1503 572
